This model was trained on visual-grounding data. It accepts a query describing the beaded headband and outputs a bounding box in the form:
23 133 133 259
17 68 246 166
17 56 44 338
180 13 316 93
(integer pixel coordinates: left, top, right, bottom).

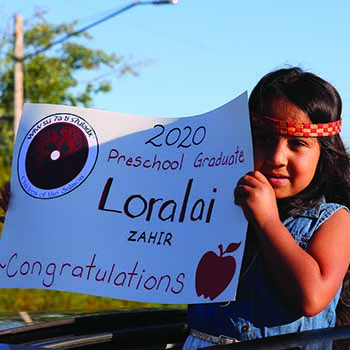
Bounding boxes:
251 112 342 137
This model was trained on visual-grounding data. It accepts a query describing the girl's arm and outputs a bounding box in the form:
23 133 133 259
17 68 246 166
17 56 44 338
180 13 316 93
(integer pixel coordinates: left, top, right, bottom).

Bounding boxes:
234 171 350 316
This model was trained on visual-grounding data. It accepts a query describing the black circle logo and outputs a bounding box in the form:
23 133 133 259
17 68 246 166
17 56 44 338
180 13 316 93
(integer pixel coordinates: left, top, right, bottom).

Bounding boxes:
18 113 98 199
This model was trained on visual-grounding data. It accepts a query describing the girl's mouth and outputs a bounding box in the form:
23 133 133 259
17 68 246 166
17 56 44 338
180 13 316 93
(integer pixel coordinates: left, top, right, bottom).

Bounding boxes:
264 173 290 185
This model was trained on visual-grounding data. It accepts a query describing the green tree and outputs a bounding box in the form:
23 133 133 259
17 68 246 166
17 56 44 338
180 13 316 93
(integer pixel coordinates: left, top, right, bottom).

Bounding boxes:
0 10 137 114
0 10 138 184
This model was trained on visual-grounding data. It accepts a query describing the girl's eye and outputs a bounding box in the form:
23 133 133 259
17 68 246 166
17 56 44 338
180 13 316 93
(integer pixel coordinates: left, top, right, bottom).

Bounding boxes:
253 131 275 144
288 139 307 148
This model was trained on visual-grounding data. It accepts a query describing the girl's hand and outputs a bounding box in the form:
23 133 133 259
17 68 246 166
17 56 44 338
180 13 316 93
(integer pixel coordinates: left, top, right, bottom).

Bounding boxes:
0 183 10 223
234 171 279 229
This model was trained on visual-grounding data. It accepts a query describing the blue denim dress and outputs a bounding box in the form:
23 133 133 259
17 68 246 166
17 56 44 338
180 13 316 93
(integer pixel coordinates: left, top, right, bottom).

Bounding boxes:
187 201 346 343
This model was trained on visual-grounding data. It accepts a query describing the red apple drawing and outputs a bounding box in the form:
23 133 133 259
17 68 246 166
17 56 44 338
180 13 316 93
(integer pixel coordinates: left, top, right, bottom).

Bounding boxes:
195 242 241 301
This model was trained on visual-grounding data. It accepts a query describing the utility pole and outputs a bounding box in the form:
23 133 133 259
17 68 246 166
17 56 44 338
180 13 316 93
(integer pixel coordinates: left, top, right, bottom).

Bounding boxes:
14 14 23 136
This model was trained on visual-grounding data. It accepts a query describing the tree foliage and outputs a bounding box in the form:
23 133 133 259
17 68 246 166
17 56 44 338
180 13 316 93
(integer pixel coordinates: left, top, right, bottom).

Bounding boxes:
0 10 137 114
0 10 138 189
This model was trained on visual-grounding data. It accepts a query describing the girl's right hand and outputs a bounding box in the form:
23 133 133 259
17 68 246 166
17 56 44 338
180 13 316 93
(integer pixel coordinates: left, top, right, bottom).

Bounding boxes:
0 183 10 223
234 171 280 229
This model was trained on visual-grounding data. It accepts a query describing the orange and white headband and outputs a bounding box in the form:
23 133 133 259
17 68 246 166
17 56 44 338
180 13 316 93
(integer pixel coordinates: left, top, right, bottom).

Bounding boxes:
251 112 342 137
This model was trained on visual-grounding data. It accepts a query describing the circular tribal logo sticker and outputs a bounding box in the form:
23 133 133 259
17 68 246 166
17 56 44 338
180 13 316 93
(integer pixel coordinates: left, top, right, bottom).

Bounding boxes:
18 113 98 199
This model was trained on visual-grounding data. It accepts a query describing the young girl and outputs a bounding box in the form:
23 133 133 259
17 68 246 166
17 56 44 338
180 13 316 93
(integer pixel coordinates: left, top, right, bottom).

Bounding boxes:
184 67 350 349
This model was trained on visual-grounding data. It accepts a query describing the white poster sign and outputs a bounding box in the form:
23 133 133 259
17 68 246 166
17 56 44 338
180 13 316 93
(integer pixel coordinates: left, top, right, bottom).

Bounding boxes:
0 92 253 304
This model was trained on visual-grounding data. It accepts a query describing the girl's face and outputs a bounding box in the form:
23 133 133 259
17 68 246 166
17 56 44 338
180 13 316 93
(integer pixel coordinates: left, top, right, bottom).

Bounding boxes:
253 97 321 199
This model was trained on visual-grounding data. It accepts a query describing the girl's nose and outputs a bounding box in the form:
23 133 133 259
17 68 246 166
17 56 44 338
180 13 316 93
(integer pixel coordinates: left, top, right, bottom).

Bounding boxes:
267 140 288 167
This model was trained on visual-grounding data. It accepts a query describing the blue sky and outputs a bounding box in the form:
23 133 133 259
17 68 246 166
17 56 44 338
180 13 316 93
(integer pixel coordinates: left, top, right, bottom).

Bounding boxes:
2 0 350 142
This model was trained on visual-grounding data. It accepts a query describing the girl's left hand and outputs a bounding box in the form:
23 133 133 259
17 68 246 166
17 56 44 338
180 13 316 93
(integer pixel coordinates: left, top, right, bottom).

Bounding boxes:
234 171 279 229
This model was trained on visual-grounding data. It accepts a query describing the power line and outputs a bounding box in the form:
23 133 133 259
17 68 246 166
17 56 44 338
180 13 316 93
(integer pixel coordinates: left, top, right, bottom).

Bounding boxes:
16 0 177 62
12 0 177 134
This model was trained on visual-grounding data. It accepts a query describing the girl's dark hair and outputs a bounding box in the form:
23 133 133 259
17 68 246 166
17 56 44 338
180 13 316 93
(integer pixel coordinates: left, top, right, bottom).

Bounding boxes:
249 66 350 326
